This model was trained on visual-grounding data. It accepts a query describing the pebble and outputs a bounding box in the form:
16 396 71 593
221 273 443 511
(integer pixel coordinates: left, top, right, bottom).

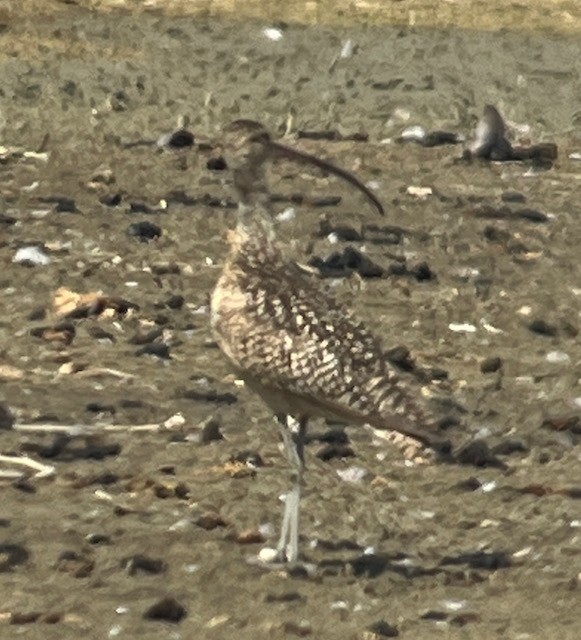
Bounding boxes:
143 597 187 623
258 547 279 563
480 356 502 373
127 221 162 242
546 351 570 364
13 245 51 266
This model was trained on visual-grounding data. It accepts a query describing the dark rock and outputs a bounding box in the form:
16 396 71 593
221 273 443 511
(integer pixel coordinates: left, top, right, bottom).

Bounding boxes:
206 156 227 170
85 402 116 415
316 444 355 461
0 402 15 430
492 440 529 456
501 191 526 203
440 550 511 570
455 477 482 491
456 440 507 469
199 417 224 444
0 544 29 572
480 356 503 373
127 220 162 242
229 450 264 467
143 597 187 623
85 533 112 545
422 131 462 147
264 591 305 603
128 327 163 345
309 246 384 278
100 192 122 207
135 343 171 359
123 554 167 575
159 129 194 149
182 389 237 405
367 620 399 637
528 319 558 337
129 201 156 214
37 195 77 213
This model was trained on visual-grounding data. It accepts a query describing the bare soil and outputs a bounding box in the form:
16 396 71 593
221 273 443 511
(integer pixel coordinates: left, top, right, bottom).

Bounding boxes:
1 2 581 638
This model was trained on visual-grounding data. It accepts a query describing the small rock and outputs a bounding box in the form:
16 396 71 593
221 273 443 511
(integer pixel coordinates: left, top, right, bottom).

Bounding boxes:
229 450 264 467
207 156 227 171
195 511 227 530
0 402 15 429
143 597 187 623
528 319 557 337
480 356 502 373
135 343 171 359
199 417 224 444
123 554 167 575
127 221 162 242
157 128 195 149
366 619 399 637
13 245 51 266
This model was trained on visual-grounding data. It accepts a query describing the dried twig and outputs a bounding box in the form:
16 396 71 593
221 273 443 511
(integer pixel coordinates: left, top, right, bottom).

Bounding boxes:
0 454 55 479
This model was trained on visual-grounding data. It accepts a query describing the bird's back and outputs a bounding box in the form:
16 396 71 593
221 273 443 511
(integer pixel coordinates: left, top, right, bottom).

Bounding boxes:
211 228 444 450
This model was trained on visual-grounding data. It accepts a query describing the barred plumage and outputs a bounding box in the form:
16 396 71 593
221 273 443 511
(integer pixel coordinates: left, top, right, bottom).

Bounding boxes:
211 120 445 564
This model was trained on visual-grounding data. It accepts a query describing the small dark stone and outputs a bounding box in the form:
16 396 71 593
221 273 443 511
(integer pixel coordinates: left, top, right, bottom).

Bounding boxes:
422 131 461 147
100 192 123 207
128 328 164 345
123 554 167 575
516 208 549 223
87 326 116 342
165 294 185 310
455 477 482 491
316 444 355 461
440 550 511 571
27 307 47 321
199 417 224 444
367 619 399 637
411 261 435 281
206 156 227 171
12 479 36 493
0 544 29 572
135 343 171 359
129 201 156 215
310 195 343 207
195 511 227 530
456 440 507 469
38 196 77 213
182 389 237 405
492 440 529 456
264 591 305 603
385 345 415 371
164 129 195 149
501 190 526 203
0 402 15 430
127 221 162 242
528 318 558 337
85 533 112 545
0 213 17 225
421 610 448 621
85 402 116 415
229 450 264 467
309 246 384 278
143 596 187 623
480 356 502 373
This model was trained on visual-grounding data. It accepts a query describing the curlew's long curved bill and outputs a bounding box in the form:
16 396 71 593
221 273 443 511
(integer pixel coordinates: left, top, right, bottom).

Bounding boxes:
268 140 385 216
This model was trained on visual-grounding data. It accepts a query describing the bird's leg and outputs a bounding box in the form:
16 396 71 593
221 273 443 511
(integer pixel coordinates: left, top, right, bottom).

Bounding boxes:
276 414 307 563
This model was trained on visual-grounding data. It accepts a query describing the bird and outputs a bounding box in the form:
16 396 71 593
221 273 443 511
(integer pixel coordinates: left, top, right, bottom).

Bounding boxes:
210 119 450 564
466 104 557 164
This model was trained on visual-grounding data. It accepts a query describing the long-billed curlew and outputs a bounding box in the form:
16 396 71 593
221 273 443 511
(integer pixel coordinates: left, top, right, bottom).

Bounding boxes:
210 120 449 564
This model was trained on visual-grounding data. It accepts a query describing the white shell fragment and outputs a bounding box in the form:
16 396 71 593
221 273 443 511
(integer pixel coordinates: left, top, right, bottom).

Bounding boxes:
480 318 504 334
406 185 432 199
257 547 279 563
340 39 354 59
262 27 284 41
276 207 296 223
400 125 426 142
336 466 368 483
545 351 571 364
448 322 477 333
13 245 51 266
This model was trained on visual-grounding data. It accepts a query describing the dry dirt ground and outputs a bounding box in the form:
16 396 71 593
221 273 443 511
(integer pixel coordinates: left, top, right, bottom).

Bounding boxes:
1 1 581 638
